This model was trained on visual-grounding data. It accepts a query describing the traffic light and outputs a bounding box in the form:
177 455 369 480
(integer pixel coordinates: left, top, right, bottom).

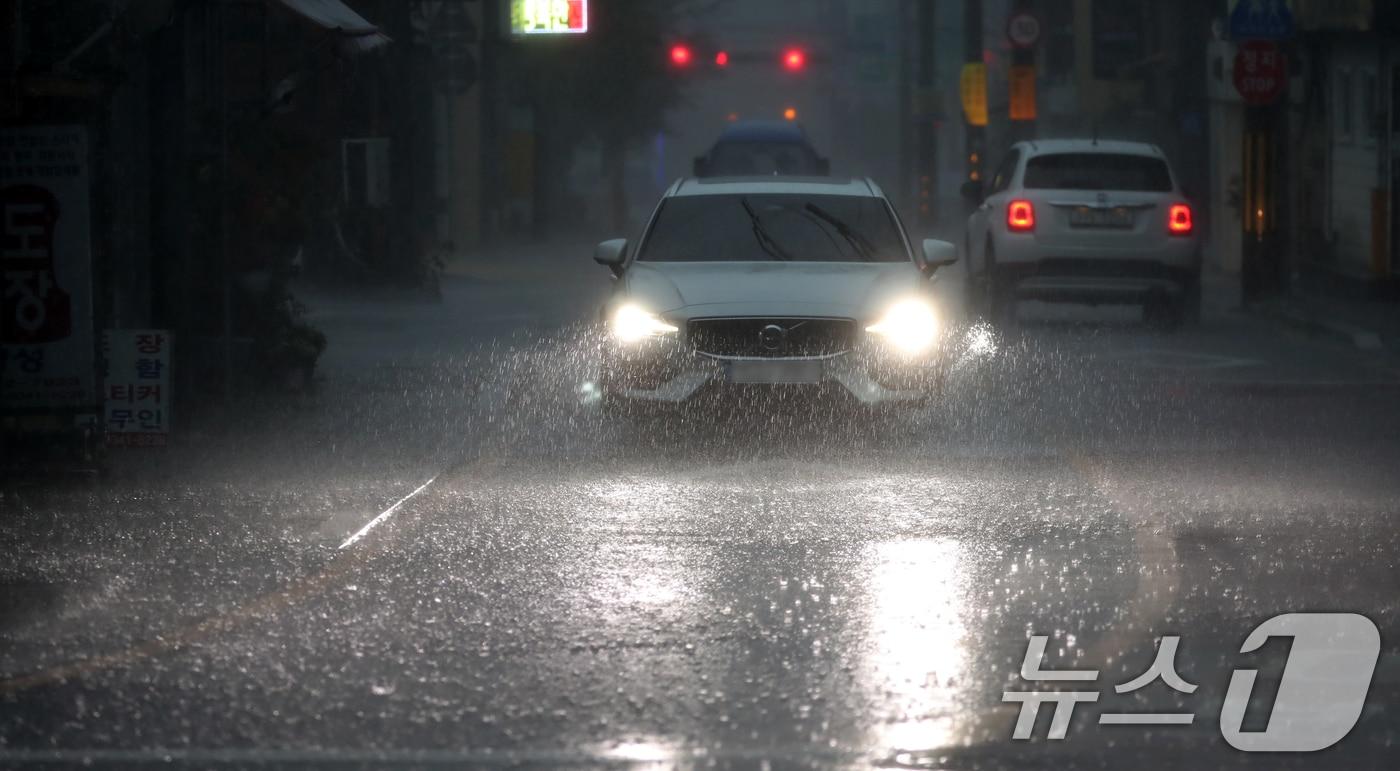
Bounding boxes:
669 44 693 67
782 47 806 72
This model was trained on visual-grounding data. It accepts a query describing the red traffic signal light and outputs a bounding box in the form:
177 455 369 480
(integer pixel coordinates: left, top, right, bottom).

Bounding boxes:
670 44 693 67
782 47 806 72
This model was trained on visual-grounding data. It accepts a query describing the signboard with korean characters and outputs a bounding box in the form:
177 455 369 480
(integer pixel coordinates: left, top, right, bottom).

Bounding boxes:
0 125 96 413
103 330 171 446
510 0 588 36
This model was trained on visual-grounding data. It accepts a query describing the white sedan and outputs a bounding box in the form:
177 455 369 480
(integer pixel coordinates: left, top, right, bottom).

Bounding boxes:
962 139 1202 327
593 177 958 411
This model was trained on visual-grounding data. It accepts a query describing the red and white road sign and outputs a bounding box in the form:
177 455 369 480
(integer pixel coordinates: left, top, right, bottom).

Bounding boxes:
1233 40 1287 106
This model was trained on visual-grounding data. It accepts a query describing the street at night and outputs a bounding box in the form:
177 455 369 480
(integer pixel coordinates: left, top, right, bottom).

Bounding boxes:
5 1 1400 769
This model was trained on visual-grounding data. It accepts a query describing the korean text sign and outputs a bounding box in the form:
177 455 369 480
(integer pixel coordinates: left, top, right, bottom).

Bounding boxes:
103 330 171 446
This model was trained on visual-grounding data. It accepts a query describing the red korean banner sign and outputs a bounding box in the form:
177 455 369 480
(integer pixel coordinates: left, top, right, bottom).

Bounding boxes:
0 126 96 412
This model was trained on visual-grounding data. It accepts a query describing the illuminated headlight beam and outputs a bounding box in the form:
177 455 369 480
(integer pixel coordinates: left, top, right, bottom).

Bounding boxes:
611 303 678 344
866 298 940 355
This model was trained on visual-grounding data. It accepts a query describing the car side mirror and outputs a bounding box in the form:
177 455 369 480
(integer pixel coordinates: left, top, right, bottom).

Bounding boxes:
920 239 958 279
960 179 984 203
692 156 709 177
593 238 628 277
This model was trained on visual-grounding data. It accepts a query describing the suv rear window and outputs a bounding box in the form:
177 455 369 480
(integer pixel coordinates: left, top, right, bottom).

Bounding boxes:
640 194 908 263
1022 153 1173 192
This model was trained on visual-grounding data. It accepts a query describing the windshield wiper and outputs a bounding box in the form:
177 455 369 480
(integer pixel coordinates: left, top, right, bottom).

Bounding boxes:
803 203 877 261
741 197 795 261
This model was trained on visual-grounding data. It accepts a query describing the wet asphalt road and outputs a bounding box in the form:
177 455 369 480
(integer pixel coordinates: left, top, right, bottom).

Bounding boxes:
3 245 1400 769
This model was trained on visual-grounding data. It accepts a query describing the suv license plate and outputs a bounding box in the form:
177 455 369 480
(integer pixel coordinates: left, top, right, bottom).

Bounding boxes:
1070 207 1133 228
724 360 823 384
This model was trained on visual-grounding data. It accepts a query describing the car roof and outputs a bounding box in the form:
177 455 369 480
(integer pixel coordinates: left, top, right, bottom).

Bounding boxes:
716 120 811 144
1014 139 1166 158
669 176 883 198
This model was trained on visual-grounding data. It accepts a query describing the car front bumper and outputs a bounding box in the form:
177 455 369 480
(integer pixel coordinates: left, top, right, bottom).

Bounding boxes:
602 345 942 406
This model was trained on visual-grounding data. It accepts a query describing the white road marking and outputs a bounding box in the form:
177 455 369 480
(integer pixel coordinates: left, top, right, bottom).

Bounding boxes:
338 475 438 550
334 364 519 550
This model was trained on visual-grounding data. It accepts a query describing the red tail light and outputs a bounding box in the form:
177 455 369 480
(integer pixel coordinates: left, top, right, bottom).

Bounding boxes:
1007 199 1035 232
782 48 807 72
1168 204 1193 235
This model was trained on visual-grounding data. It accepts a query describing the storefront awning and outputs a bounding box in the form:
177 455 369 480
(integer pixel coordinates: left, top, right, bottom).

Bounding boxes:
275 0 391 54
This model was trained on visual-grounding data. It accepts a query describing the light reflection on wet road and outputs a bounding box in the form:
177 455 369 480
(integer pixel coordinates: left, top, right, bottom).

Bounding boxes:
2 262 1400 769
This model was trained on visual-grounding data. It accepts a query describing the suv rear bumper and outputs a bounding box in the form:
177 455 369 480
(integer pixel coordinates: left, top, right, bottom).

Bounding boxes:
994 255 1200 304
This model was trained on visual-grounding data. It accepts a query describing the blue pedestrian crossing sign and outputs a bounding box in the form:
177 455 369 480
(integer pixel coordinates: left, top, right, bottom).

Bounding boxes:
1229 0 1295 41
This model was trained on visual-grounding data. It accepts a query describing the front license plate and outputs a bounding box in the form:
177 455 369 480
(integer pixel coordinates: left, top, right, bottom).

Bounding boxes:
724 360 823 384
1070 207 1133 228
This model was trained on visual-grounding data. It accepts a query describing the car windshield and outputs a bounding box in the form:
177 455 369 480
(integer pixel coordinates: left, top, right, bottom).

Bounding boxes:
1023 153 1175 191
639 193 908 262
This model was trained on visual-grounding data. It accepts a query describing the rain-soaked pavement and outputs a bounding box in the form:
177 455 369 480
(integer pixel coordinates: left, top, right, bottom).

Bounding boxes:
3 242 1400 769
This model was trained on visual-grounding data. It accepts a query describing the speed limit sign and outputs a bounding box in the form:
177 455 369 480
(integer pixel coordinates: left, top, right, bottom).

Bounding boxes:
1007 11 1042 49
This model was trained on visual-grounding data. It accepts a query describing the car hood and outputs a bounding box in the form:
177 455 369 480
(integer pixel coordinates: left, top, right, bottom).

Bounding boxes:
622 261 925 320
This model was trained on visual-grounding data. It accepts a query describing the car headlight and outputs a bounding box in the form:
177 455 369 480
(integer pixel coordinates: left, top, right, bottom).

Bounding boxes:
611 303 678 343
866 298 940 355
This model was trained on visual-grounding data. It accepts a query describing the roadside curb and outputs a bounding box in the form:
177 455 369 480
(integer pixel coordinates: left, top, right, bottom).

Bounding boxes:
1249 301 1386 352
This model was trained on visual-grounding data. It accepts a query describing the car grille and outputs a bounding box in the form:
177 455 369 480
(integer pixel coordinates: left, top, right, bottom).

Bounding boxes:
688 318 856 359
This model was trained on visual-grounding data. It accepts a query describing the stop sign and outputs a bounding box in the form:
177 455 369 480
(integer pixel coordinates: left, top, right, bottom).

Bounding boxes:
1234 40 1287 106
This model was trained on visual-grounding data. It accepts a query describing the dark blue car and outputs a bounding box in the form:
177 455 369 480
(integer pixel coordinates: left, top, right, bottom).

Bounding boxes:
692 120 831 177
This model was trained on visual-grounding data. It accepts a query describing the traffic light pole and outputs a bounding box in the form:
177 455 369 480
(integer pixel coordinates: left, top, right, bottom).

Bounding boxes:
1008 0 1036 144
964 0 984 208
